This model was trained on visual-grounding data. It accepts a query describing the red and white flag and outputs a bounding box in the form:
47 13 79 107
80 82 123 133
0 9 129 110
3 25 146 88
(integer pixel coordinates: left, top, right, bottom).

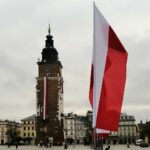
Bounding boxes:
43 76 48 120
89 3 128 132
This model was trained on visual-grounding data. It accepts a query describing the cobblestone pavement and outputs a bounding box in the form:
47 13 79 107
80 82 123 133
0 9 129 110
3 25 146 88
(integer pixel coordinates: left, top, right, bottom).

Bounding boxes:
0 145 150 150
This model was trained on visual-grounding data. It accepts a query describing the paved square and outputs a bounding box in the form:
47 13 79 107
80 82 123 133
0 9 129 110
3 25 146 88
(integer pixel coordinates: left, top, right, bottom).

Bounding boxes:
0 144 150 150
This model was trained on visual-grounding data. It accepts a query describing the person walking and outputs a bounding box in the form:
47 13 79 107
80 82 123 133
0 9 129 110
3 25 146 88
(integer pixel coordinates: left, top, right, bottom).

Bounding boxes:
64 141 68 149
49 140 52 148
105 145 110 150
8 142 11 148
15 142 18 150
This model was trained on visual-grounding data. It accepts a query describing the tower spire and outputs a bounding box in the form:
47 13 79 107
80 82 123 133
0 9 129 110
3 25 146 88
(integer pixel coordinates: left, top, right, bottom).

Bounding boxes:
45 24 53 48
48 24 51 35
39 25 59 64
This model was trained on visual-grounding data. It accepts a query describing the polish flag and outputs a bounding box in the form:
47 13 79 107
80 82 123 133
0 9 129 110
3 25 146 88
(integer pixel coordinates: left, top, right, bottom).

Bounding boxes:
89 3 128 132
43 76 48 120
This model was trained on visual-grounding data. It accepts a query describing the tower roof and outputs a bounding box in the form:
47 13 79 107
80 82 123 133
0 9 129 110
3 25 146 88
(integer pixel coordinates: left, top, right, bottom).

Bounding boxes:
40 25 59 64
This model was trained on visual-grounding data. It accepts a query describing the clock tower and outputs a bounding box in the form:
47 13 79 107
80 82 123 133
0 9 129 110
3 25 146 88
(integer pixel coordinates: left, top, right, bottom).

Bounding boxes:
36 26 64 145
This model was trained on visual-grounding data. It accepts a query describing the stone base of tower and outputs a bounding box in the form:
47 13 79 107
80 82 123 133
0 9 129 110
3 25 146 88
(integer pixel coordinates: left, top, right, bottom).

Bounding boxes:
36 116 64 145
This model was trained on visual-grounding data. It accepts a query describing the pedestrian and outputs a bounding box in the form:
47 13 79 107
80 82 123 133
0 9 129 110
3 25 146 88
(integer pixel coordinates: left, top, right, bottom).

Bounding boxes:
8 142 11 148
40 140 43 147
15 142 18 150
49 140 52 148
127 143 130 148
49 137 53 148
64 141 67 149
105 145 110 150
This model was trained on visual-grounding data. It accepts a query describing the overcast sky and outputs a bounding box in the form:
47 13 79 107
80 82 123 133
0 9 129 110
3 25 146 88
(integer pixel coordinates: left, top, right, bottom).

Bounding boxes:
0 0 150 123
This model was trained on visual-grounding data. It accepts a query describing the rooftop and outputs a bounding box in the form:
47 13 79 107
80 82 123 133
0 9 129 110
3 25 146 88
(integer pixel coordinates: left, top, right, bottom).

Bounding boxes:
21 114 36 121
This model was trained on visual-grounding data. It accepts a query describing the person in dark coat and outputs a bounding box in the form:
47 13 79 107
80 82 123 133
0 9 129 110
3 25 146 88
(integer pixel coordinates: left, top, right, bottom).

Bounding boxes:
15 142 18 150
64 141 68 149
105 145 110 150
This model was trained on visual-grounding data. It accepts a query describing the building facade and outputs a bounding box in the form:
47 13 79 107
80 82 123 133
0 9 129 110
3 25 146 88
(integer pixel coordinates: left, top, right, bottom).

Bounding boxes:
20 115 36 144
85 111 93 144
64 113 87 144
138 120 150 144
117 113 138 144
36 27 64 145
64 113 76 143
75 116 87 144
0 120 20 145
85 111 138 144
103 113 138 144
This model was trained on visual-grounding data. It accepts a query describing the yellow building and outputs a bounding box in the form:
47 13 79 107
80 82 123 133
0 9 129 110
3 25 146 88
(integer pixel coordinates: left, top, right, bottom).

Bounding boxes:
20 115 36 144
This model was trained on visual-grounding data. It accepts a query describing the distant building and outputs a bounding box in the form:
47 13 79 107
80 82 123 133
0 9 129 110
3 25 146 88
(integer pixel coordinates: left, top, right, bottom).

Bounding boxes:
85 111 92 144
85 111 138 144
75 115 87 144
0 120 20 145
108 113 138 144
64 113 87 144
64 113 76 142
138 120 150 144
20 114 36 144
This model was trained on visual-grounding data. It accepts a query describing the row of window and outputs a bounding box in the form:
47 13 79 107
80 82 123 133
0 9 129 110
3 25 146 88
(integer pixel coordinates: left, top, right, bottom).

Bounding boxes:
65 132 85 137
120 116 134 120
23 132 35 137
111 131 136 136
22 121 35 124
119 127 136 131
119 121 135 125
23 126 35 130
0 127 16 131
65 127 86 130
119 132 136 136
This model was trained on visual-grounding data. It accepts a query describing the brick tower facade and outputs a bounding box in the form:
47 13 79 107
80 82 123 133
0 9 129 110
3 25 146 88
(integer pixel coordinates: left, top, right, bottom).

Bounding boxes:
36 27 64 145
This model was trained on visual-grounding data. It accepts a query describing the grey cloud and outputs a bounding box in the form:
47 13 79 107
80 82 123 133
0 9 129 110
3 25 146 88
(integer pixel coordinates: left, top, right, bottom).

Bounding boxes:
0 0 150 123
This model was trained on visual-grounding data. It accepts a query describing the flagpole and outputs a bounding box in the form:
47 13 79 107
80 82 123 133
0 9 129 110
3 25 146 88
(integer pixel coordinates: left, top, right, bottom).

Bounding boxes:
94 127 96 150
94 3 103 150
93 2 97 150
100 137 103 150
93 2 97 149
